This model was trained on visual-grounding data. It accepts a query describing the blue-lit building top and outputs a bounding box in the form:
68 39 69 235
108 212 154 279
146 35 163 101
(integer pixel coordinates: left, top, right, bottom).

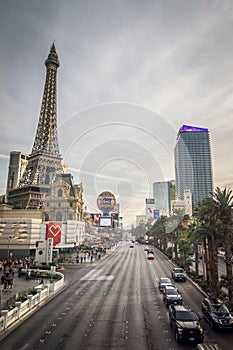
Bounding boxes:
174 125 213 210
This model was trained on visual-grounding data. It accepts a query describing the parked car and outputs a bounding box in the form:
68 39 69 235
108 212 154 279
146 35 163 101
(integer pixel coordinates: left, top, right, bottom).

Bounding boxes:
201 297 233 330
171 267 187 282
223 256 233 263
191 254 200 262
163 285 183 306
158 277 173 293
169 304 204 344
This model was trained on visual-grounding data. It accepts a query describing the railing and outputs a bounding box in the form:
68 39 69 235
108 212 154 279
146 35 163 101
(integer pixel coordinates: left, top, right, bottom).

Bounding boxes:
0 274 64 333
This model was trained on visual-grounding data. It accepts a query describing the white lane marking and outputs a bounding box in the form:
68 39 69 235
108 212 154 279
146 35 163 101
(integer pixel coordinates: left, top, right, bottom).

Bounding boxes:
17 345 31 350
80 269 114 281
81 275 114 281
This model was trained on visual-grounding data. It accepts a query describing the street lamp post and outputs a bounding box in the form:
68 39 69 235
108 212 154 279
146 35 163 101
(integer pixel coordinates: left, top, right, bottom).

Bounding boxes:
7 233 20 260
7 236 11 260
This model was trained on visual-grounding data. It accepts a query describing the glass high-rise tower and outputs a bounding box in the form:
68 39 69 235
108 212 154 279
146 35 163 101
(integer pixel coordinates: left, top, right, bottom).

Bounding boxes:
174 125 213 210
153 180 175 215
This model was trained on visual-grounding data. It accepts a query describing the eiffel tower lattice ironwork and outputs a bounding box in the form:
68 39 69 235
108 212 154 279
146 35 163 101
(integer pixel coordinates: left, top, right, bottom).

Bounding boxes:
8 43 63 209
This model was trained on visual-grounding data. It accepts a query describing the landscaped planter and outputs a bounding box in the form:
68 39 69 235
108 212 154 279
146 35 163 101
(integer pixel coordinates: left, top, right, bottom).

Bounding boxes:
0 272 64 333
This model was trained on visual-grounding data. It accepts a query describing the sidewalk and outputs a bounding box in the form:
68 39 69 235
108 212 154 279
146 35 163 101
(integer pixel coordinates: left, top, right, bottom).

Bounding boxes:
0 274 39 311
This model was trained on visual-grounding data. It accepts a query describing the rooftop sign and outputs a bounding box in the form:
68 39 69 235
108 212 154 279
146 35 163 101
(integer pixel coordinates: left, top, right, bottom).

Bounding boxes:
181 125 208 132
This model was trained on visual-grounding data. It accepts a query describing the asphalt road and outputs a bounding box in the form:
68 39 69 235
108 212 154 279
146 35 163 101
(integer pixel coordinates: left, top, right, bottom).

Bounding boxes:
0 242 233 350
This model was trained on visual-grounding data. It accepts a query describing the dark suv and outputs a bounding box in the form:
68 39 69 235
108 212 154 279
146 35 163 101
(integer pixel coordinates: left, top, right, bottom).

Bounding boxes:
169 304 204 343
171 267 187 282
201 297 233 330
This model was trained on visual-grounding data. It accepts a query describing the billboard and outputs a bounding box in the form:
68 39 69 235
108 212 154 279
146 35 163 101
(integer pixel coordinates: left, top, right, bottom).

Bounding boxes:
99 216 112 227
90 213 102 226
97 191 116 213
153 209 160 220
146 198 155 204
146 198 155 223
46 222 62 247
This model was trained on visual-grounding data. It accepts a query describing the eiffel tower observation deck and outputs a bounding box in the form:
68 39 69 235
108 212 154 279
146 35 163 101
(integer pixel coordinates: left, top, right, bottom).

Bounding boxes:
8 43 63 209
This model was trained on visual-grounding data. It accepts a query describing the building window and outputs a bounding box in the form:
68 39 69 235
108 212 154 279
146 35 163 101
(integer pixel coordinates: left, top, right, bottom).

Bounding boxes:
45 174 50 184
58 189 63 197
69 213 73 220
56 212 62 221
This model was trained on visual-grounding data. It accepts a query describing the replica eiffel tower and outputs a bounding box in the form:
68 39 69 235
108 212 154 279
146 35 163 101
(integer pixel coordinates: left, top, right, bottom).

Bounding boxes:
8 43 63 209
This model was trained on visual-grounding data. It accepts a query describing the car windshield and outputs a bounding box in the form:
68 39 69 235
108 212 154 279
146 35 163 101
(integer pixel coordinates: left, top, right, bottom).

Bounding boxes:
210 303 229 314
176 311 198 321
167 289 178 295
175 269 183 273
160 278 171 284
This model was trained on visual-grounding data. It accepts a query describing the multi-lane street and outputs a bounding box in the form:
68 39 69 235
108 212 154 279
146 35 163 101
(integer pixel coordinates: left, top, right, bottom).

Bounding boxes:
0 242 233 350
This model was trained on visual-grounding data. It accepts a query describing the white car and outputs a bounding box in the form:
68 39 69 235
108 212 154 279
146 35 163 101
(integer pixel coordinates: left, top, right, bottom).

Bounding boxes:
158 277 173 293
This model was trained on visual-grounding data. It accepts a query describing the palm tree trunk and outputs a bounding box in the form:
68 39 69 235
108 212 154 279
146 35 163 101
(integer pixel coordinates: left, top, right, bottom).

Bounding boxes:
223 224 233 309
194 241 199 276
204 237 210 287
210 227 219 296
174 240 178 259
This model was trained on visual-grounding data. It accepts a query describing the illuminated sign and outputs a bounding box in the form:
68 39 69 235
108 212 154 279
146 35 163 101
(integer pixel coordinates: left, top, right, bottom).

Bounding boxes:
97 191 116 213
181 125 208 132
146 198 155 204
99 216 112 227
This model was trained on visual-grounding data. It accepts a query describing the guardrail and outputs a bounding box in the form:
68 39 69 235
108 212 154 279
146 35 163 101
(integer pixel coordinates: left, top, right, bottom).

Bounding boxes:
0 273 64 333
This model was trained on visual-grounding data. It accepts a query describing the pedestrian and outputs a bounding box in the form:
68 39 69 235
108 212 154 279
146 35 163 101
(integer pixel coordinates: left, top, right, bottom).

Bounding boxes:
5 273 11 291
26 269 31 280
3 277 8 291
9 266 15 277
9 276 13 289
18 266 22 277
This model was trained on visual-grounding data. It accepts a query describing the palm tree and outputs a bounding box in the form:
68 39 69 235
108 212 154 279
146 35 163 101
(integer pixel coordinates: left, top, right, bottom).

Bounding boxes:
187 220 200 276
194 198 219 296
153 215 168 251
166 214 184 259
213 187 233 309
177 228 192 270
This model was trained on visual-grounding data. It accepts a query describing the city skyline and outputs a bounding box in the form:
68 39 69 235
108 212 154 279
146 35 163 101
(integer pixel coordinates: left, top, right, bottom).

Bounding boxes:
1 1 233 226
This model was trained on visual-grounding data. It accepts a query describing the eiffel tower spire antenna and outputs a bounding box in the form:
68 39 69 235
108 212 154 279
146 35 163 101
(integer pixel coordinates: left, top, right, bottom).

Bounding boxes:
31 42 61 157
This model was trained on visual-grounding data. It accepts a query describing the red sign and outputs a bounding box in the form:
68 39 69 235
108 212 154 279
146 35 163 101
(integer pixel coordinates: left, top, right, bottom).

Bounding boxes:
91 213 101 226
46 222 62 247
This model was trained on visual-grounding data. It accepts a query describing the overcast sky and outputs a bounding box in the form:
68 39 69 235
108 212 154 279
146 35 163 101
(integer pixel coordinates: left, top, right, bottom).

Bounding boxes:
1 0 233 227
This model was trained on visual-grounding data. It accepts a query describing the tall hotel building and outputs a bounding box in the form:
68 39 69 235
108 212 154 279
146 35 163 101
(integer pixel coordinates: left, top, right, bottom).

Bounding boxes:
6 151 28 200
174 125 213 210
153 181 175 216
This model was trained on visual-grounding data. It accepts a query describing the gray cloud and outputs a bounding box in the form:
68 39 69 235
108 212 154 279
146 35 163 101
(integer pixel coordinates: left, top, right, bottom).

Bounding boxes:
0 0 233 226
